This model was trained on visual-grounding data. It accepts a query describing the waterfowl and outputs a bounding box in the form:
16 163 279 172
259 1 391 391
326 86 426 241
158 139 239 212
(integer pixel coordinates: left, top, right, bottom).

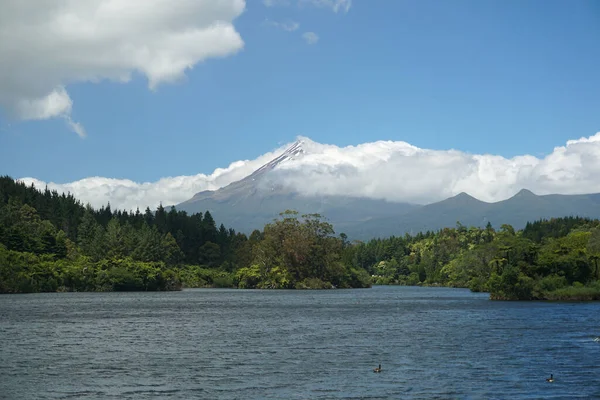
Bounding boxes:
373 364 382 373
546 374 554 383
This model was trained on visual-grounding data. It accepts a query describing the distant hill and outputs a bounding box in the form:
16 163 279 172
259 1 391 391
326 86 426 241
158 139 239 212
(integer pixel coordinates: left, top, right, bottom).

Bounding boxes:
356 189 600 239
176 142 600 240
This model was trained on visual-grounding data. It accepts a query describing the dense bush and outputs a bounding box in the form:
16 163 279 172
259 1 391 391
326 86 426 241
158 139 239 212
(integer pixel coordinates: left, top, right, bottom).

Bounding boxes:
345 218 600 300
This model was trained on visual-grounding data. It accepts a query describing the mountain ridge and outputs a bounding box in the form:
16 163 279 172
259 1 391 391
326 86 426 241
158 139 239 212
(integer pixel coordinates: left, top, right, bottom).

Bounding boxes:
355 189 600 238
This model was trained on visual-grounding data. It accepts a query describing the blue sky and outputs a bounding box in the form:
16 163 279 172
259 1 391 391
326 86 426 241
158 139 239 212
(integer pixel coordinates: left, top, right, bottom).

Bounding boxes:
1 0 599 186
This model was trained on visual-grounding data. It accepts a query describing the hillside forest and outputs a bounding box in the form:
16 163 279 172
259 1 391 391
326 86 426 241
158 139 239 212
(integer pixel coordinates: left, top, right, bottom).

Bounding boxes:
1 176 599 300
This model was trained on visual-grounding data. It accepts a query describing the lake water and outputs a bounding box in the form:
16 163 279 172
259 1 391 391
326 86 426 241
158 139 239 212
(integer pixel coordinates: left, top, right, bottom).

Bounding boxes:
1 286 599 399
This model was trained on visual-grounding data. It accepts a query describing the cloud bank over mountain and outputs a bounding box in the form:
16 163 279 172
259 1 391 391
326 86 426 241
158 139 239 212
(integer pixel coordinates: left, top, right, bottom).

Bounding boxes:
270 135 596 205
17 132 600 212
20 147 286 211
0 0 245 136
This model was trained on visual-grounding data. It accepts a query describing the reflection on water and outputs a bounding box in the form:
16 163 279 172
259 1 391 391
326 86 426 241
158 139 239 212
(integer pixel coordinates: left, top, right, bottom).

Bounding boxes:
1 286 599 399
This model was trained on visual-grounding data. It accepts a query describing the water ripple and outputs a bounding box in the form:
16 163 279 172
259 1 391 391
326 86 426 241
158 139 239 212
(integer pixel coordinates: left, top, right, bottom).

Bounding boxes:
1 287 599 399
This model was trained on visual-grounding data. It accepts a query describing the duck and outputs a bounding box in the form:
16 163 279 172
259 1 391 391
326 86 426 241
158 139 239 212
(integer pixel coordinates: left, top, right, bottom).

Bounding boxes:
373 364 382 373
546 374 554 383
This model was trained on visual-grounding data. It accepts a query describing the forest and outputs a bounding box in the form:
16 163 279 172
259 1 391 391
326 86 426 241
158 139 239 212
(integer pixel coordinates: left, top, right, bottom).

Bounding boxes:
1 175 600 300
0 176 369 293
348 218 600 300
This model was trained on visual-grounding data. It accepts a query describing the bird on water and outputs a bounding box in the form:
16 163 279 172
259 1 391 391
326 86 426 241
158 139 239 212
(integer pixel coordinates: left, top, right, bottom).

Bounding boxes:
546 374 554 383
373 364 382 373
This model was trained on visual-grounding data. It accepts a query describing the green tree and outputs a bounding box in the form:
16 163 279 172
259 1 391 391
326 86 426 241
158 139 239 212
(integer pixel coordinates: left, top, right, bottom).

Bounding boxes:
198 241 221 267
78 208 99 256
587 228 600 279
162 232 184 266
105 218 126 259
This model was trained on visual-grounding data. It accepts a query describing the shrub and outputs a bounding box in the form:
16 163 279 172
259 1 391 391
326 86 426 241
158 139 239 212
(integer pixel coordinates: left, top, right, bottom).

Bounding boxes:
295 277 332 290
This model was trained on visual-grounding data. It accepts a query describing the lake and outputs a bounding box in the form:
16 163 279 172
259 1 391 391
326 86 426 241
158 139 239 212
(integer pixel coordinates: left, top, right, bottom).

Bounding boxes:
1 286 599 399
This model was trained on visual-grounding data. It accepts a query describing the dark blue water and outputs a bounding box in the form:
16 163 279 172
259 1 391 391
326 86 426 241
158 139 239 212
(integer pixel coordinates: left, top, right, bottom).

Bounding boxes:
1 286 599 399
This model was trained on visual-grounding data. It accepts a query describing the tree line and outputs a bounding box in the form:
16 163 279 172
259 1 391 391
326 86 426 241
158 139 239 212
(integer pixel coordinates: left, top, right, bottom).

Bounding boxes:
346 218 600 300
0 176 369 293
2 175 600 299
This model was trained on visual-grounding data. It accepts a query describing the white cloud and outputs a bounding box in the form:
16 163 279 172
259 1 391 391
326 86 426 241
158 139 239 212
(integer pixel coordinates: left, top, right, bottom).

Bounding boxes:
263 0 291 6
0 0 245 136
18 145 291 212
65 117 87 138
265 19 300 32
15 87 73 121
299 0 351 13
17 132 600 212
302 32 320 44
264 0 351 13
271 133 600 204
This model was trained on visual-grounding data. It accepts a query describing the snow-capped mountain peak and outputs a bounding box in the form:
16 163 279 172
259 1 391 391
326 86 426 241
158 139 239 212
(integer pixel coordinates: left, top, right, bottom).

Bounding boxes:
249 140 305 177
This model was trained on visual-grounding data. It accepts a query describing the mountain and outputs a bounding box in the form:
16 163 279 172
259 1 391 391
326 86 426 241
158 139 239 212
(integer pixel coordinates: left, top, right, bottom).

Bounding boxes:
356 189 600 239
176 141 418 235
177 142 600 240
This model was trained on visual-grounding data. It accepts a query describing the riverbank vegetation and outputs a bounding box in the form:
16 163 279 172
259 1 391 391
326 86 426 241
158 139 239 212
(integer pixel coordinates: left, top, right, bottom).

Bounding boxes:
2 176 600 300
347 217 600 300
0 176 369 293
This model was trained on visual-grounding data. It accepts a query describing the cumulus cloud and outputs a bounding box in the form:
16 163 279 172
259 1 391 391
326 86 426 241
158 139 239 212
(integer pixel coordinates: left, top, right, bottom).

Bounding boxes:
0 0 245 136
302 32 320 44
17 132 600 212
18 145 292 212
271 133 600 204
